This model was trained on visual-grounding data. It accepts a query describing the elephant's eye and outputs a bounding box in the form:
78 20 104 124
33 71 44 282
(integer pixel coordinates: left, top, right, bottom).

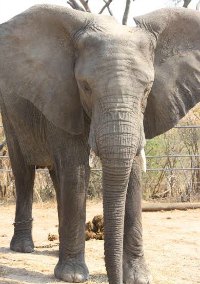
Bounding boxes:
80 81 92 95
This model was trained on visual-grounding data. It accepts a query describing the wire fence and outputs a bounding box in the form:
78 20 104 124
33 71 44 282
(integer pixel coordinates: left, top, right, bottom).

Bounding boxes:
89 126 200 201
0 125 200 202
142 125 200 202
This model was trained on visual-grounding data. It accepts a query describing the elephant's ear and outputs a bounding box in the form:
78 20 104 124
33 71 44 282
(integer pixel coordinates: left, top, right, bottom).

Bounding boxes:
2 5 92 134
134 8 200 139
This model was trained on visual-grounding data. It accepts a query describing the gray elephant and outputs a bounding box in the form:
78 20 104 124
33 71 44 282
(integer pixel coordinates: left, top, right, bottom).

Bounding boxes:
0 5 199 284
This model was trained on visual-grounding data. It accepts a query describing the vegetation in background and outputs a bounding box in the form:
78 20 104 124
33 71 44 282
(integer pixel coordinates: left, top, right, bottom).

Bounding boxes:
143 105 200 202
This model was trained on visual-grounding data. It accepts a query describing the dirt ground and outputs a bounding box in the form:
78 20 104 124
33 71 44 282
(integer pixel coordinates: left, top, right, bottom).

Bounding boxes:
0 201 200 284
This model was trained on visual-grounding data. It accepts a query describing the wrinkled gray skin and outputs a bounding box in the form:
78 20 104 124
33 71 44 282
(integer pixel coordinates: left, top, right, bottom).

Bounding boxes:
0 5 200 284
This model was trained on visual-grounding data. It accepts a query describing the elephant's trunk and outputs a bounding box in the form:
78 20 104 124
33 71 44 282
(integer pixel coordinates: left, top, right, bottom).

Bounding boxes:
102 166 131 283
93 95 141 284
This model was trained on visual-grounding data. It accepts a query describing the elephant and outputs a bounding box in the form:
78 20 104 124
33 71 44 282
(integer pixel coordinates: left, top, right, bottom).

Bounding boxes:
0 4 200 284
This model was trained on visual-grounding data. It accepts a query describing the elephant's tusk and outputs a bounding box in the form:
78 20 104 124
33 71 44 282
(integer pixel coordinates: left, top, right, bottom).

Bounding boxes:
140 148 146 173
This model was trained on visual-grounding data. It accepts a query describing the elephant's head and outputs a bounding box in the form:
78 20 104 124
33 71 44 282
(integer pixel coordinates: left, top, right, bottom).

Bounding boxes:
4 5 200 283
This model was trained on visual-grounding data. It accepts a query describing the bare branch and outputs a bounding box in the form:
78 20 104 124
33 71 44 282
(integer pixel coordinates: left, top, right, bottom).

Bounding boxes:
79 0 91 12
174 0 181 4
67 0 86 11
183 0 192 8
122 0 131 25
103 0 113 16
99 0 113 14
197 0 200 10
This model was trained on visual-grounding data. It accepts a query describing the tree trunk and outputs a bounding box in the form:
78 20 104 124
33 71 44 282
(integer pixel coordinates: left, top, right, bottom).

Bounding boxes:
197 0 200 10
142 202 200 212
122 0 131 25
183 0 192 8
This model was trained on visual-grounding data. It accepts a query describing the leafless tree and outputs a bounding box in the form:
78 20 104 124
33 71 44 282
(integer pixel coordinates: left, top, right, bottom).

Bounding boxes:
79 0 91 12
67 0 134 25
102 0 113 16
67 0 91 11
172 0 200 8
68 0 113 14
99 0 113 15
67 0 86 11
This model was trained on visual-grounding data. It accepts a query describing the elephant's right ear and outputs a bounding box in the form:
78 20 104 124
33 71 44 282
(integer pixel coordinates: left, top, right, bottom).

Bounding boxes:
134 8 200 139
2 5 93 134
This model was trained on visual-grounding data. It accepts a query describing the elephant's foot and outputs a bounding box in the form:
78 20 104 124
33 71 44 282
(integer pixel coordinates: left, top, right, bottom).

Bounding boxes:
10 230 34 253
123 254 152 284
54 257 89 283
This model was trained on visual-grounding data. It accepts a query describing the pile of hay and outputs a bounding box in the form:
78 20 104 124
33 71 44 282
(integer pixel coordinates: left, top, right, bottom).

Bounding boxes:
85 215 104 241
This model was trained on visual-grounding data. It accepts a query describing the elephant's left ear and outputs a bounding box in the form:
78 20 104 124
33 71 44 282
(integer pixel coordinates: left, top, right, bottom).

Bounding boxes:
134 8 200 139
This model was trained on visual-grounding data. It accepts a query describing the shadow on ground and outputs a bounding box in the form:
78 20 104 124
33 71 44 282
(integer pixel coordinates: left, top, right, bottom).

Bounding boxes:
0 264 108 283
0 246 58 257
0 264 60 283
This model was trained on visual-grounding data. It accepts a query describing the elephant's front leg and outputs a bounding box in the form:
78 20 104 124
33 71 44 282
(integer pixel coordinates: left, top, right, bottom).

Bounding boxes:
123 155 152 284
54 147 90 283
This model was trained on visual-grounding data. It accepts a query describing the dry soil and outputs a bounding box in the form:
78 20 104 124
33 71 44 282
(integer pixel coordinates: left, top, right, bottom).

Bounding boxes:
0 201 200 284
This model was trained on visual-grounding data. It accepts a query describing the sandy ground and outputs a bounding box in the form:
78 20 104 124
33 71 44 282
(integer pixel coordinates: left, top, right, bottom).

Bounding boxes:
0 201 200 284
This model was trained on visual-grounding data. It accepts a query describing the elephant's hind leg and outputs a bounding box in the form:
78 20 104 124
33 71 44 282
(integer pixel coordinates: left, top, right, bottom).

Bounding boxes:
3 118 35 253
